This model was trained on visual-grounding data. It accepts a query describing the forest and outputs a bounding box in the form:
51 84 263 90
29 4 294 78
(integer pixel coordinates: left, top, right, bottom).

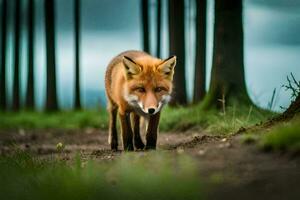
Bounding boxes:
0 0 300 199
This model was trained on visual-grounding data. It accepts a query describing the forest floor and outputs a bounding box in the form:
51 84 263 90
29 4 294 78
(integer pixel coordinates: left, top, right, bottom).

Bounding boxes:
1 125 300 200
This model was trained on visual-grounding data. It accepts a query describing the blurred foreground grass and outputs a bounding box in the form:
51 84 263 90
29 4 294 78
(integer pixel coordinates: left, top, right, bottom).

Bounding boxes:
0 151 203 200
0 104 273 134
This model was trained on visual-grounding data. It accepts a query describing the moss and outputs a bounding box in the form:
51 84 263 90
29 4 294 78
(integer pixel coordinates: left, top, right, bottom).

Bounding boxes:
260 117 300 152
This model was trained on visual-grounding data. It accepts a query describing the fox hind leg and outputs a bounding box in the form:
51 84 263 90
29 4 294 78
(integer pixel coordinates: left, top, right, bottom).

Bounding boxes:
108 103 118 151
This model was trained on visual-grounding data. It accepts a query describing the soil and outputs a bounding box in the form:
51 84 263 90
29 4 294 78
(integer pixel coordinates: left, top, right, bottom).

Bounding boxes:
0 128 300 200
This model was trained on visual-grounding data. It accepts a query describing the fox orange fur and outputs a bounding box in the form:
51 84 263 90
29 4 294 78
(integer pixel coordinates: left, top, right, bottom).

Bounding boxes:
105 50 176 151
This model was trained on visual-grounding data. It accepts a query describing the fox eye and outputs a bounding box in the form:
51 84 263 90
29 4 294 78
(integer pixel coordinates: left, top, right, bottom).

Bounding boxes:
136 87 146 93
155 87 164 92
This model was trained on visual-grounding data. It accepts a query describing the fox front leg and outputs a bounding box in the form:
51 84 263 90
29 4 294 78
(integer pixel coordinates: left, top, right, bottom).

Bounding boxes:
145 112 160 150
119 112 134 151
133 113 145 150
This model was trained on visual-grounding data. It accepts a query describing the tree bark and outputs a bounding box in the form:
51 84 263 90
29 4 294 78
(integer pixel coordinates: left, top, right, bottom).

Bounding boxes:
156 0 161 58
0 0 8 111
168 0 187 105
74 0 81 109
203 0 251 109
45 0 58 111
141 0 150 53
193 0 207 103
12 0 21 111
25 0 35 109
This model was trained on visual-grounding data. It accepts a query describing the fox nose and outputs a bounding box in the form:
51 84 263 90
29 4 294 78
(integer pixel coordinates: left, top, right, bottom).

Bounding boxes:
148 108 155 114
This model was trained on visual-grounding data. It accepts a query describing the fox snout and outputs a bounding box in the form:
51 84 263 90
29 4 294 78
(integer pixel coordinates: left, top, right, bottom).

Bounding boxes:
142 93 171 115
143 92 159 115
125 91 171 116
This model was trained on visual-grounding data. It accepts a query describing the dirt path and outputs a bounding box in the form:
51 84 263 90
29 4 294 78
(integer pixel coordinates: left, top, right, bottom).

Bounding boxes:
1 128 300 199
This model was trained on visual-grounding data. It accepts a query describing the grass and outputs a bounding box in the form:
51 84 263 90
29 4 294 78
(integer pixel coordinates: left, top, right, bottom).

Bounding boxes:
236 114 300 153
260 116 300 152
0 104 273 134
160 103 273 134
0 109 108 130
0 151 203 200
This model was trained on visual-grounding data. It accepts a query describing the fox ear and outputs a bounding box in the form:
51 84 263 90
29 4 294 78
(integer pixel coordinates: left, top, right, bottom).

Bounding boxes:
123 56 141 79
157 56 176 79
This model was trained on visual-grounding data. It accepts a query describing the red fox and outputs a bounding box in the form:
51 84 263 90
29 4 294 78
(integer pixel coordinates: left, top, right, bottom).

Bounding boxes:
105 50 176 151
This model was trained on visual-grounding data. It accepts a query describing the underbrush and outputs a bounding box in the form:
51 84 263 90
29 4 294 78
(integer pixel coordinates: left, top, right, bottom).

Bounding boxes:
0 151 203 200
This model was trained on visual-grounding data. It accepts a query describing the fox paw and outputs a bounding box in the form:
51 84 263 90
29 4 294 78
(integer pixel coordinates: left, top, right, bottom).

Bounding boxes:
134 141 145 150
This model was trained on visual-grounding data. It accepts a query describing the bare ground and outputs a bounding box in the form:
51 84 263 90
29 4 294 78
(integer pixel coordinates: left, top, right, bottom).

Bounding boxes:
0 128 300 199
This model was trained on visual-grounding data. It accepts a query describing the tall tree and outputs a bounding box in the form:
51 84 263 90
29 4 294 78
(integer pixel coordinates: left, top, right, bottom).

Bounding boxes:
203 0 251 108
74 0 81 109
168 0 187 105
12 0 21 111
25 0 35 109
0 0 8 111
156 0 161 58
193 0 207 103
141 0 150 53
45 0 58 111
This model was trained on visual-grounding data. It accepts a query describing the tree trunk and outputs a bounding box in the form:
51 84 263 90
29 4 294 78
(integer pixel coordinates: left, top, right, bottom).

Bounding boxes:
193 0 207 103
74 0 81 109
12 0 21 111
0 0 8 111
156 0 161 58
45 0 58 111
168 0 187 105
141 0 150 53
25 0 35 109
203 0 251 109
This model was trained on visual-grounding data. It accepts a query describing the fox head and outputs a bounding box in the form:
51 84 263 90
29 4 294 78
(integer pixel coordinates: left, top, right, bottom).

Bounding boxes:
123 55 176 115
